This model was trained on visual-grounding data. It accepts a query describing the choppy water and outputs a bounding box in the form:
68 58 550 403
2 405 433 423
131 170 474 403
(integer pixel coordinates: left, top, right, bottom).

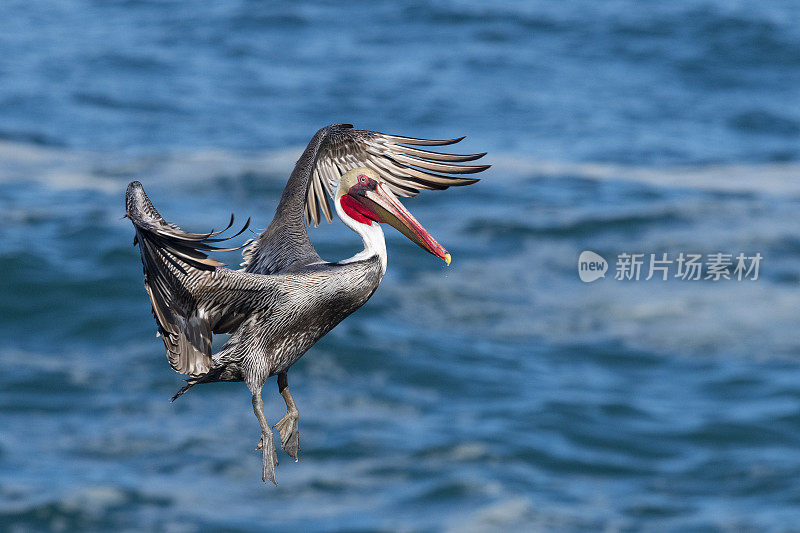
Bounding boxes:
2 1 800 531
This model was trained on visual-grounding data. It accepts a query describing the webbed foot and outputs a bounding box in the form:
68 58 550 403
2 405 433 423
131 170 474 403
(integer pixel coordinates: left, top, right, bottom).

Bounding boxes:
258 430 279 485
274 412 300 461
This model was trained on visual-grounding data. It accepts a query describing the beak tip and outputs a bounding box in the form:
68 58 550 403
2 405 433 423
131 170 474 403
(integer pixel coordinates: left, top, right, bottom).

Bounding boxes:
444 253 451 266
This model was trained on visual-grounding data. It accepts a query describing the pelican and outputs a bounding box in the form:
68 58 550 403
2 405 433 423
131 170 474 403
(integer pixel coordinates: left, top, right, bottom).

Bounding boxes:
126 124 489 484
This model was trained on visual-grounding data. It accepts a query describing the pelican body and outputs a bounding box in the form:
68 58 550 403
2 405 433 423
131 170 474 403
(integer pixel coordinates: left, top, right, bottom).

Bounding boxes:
126 124 488 484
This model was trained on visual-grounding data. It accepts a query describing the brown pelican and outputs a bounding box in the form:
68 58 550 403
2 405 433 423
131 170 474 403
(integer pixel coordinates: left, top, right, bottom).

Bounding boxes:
126 124 488 484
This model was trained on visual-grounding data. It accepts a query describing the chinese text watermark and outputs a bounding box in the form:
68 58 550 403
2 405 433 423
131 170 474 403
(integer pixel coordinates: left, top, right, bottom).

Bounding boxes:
579 251 762 283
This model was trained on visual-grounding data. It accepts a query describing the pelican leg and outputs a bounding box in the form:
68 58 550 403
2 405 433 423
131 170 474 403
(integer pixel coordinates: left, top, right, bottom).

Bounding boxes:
273 372 300 461
252 389 279 485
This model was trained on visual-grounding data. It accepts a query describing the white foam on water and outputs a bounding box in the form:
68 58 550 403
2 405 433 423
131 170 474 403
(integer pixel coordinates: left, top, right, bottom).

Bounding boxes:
3 140 800 197
0 140 300 193
490 155 800 196
61 486 127 516
388 239 800 361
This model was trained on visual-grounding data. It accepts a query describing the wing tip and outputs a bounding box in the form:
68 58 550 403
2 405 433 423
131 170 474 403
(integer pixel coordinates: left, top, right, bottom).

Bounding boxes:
453 176 481 186
385 133 466 146
125 180 144 211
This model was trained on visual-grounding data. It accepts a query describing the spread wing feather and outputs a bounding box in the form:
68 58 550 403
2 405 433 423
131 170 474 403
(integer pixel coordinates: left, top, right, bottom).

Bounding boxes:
126 181 251 376
306 127 489 226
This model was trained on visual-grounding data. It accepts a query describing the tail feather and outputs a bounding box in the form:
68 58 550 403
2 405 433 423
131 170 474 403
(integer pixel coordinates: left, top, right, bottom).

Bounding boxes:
170 379 199 402
170 365 227 402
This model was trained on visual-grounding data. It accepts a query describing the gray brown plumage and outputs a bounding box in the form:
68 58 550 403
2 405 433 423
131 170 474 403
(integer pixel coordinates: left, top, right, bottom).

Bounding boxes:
126 124 489 484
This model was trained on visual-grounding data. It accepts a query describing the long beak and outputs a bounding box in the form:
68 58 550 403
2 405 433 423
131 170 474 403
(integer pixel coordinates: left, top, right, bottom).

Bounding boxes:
355 182 451 265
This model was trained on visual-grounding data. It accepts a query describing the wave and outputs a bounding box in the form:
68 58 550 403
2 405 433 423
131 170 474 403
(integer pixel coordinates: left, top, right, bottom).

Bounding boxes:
490 156 800 196
2 140 799 196
0 141 300 194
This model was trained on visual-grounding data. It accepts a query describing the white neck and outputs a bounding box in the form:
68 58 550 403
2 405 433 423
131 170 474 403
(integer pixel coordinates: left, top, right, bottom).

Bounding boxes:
335 196 387 275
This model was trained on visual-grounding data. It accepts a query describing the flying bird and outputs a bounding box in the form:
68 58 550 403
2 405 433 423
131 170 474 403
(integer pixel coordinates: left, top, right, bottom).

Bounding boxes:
126 124 489 484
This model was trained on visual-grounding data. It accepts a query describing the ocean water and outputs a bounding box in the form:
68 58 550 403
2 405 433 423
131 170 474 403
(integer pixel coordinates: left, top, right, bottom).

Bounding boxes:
2 1 800 531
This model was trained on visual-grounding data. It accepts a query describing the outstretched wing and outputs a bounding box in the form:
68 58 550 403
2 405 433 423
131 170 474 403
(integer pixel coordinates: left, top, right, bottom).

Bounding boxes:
242 124 489 275
305 127 489 226
126 181 251 376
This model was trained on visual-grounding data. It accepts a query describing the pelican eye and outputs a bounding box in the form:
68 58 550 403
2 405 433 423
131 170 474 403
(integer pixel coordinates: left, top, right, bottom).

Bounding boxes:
358 175 367 183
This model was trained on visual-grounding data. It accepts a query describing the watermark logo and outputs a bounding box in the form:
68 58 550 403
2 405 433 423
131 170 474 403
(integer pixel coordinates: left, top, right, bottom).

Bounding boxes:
578 251 608 282
580 251 762 282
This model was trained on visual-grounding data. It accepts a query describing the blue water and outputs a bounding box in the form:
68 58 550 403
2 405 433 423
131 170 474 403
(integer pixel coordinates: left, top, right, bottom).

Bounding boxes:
2 1 800 531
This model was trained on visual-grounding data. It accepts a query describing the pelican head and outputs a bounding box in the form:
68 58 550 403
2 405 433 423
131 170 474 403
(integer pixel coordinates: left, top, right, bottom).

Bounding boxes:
336 168 451 265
